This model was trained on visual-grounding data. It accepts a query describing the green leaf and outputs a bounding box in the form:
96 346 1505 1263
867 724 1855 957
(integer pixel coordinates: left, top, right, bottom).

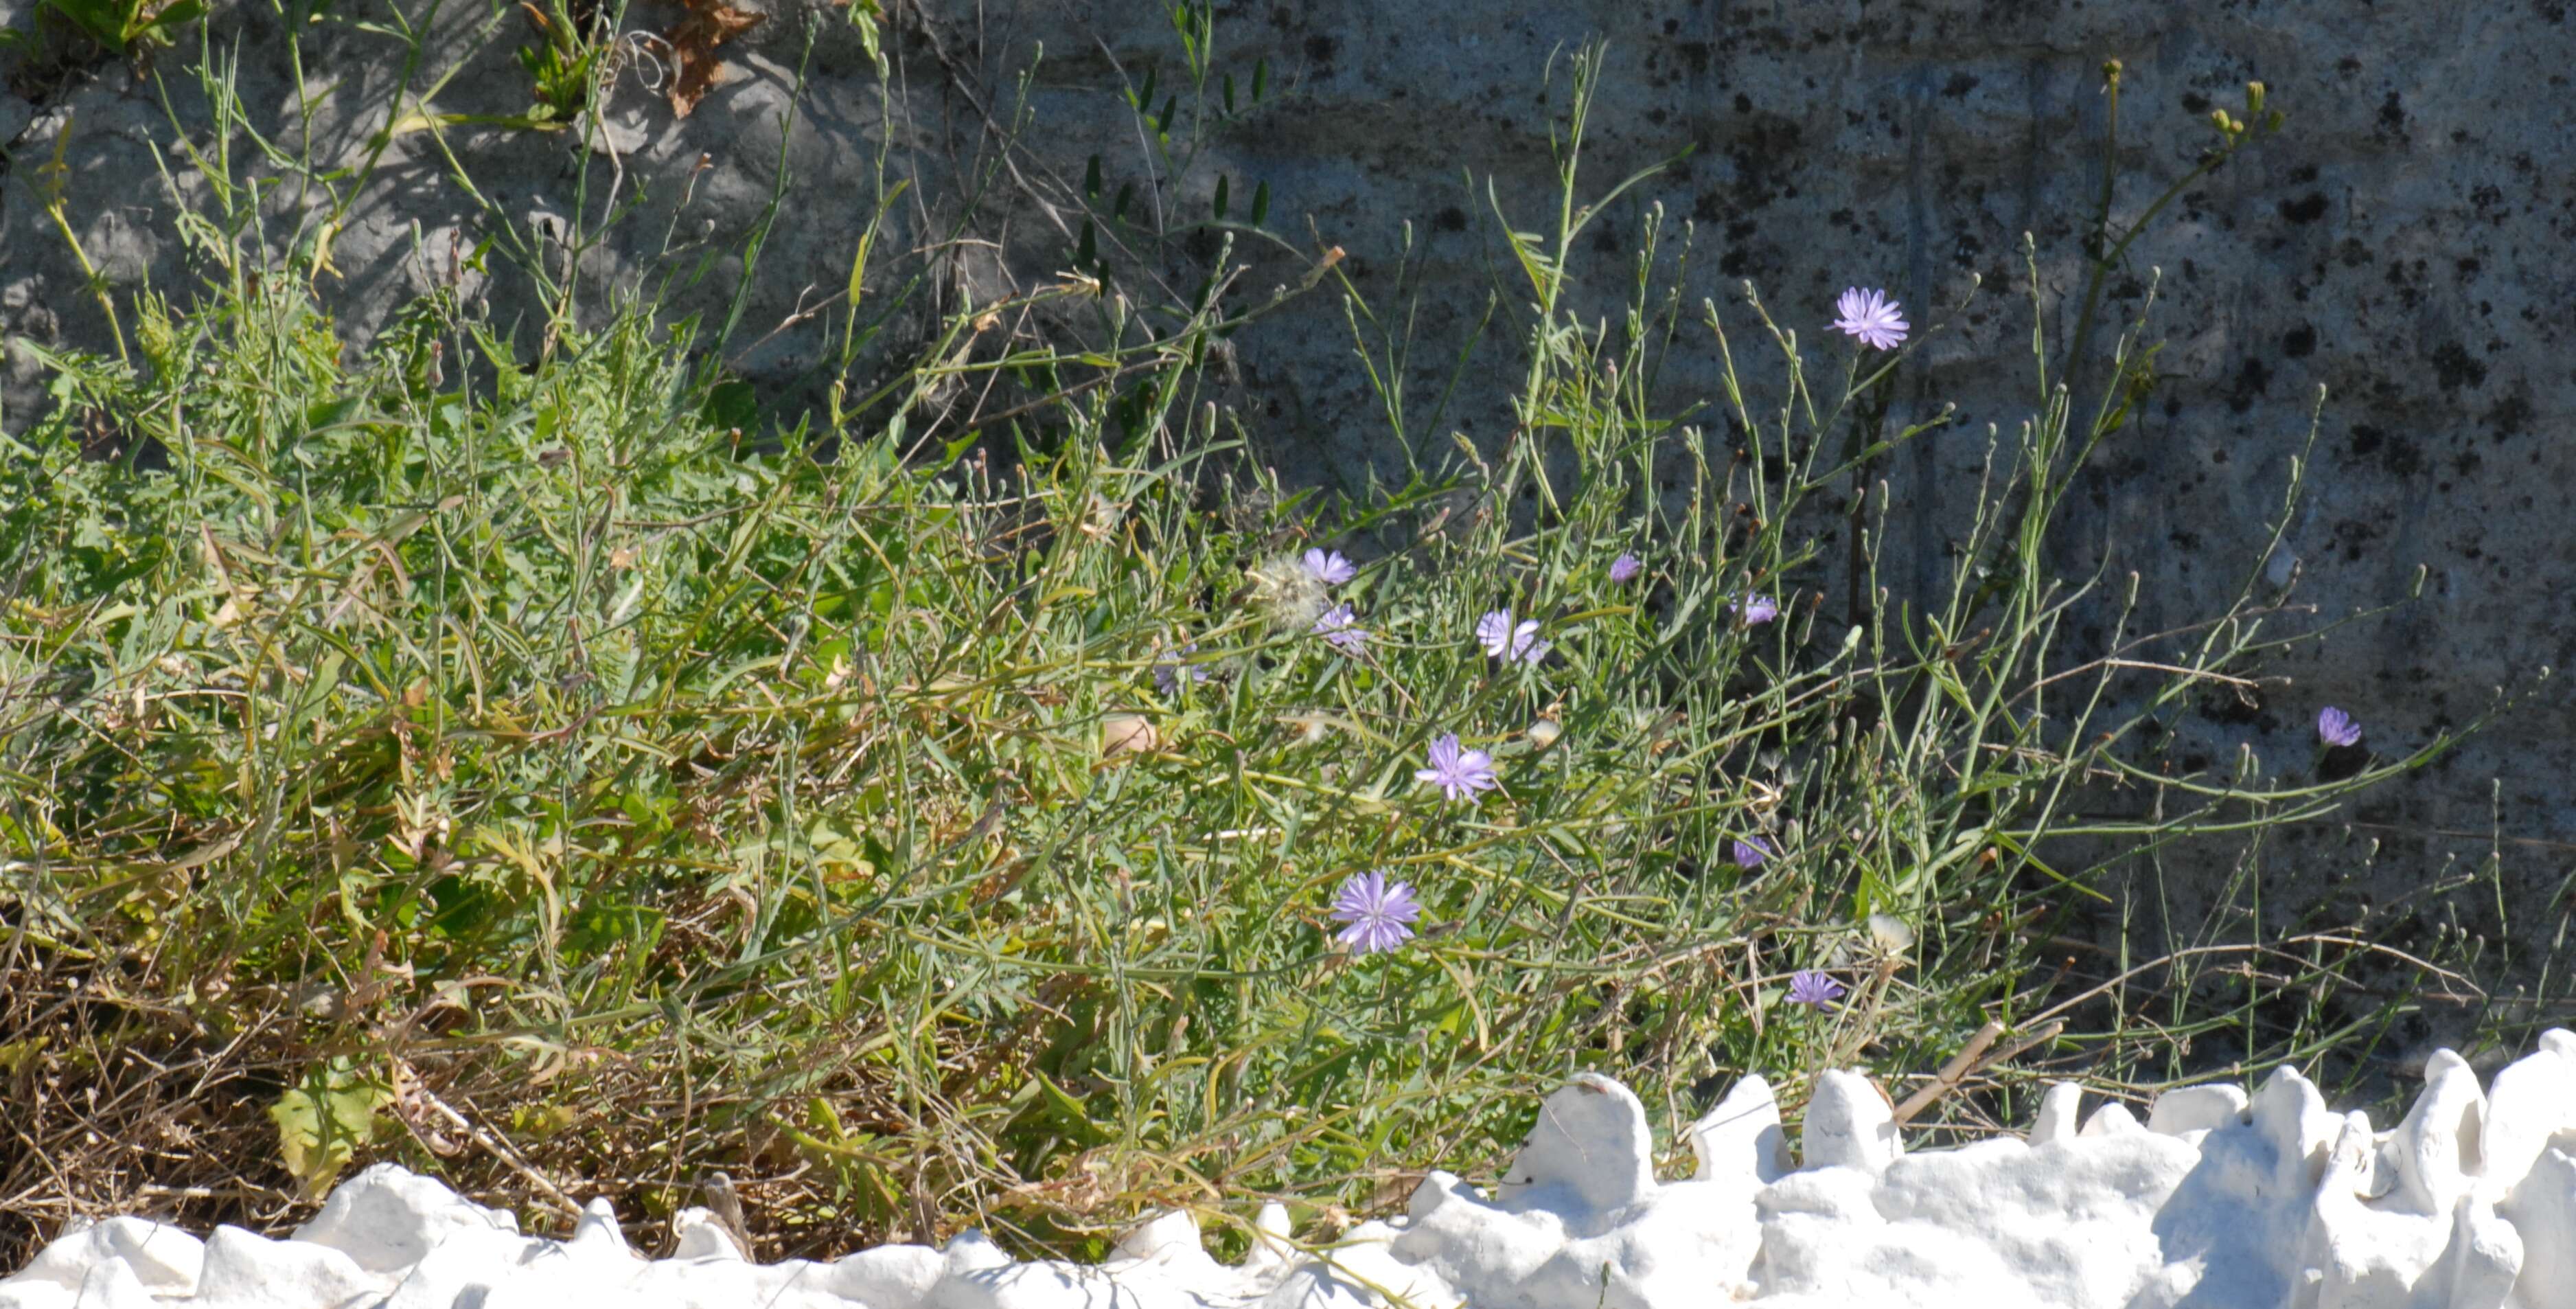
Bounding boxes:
702 380 759 432
1083 153 1102 199
1249 180 1270 227
1033 1071 1112 1146
1212 174 1230 222
845 0 884 69
269 1058 389 1200
1251 57 1267 103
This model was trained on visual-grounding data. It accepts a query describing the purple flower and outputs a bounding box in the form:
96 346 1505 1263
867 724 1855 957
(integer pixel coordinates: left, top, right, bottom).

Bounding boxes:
1830 287 1909 351
2317 706 2362 748
1313 602 1369 654
1731 593 1781 626
1786 969 1846 1010
1609 552 1643 583
1153 641 1210 696
1303 548 1357 587
1475 610 1551 665
1414 733 1499 803
1731 836 1775 869
1329 869 1423 955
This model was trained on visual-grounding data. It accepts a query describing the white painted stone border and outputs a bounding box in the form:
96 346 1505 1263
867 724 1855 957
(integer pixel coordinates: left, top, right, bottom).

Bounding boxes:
7 1030 2572 1308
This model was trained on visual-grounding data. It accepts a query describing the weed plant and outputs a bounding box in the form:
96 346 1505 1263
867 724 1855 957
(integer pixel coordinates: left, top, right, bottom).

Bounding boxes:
0 28 2545 1272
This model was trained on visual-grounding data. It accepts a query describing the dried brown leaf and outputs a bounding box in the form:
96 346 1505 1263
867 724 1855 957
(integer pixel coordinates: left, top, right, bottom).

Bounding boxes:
666 0 767 118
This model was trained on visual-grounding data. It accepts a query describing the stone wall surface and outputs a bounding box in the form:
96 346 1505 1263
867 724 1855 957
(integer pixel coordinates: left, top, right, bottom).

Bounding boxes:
1 3 2571 1035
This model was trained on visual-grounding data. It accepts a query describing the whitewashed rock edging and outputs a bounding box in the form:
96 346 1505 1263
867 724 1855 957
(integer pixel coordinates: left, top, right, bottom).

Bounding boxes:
7 1032 2573 1308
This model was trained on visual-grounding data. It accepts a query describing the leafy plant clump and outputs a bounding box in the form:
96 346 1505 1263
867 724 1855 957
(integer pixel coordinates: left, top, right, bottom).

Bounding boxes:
0 0 201 60
0 37 2535 1271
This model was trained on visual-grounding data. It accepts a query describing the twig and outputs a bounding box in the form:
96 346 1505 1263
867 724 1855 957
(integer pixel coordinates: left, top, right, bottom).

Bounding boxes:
1889 1018 2065 1126
1891 1019 2001 1125
1986 1020 2067 1071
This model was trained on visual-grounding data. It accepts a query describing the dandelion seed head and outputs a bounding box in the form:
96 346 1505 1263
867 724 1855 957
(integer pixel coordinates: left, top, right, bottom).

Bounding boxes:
1866 913 1916 956
1247 555 1330 630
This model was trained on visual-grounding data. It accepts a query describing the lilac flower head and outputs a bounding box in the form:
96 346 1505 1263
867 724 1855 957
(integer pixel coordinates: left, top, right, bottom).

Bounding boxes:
1731 836 1775 869
1329 869 1423 955
1475 610 1552 665
1731 593 1781 626
1303 548 1357 587
1830 287 1909 352
2317 706 2362 748
1609 552 1643 583
1153 641 1210 696
1313 602 1369 654
1786 969 1846 1010
1414 733 1499 803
